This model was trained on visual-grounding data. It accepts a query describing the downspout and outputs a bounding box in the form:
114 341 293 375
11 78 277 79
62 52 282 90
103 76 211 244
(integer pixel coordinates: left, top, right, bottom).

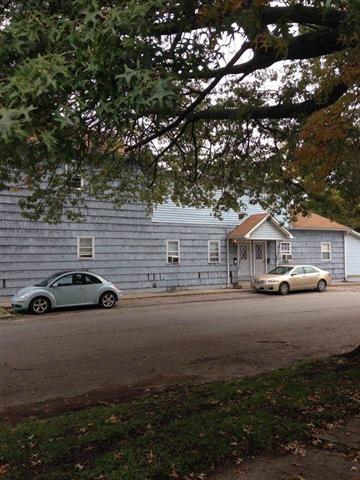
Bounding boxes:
226 236 230 287
344 232 347 281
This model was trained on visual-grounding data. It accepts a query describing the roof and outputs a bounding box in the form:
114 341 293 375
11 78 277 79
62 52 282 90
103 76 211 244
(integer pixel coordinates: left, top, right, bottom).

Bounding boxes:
228 213 269 239
291 212 349 231
228 213 293 240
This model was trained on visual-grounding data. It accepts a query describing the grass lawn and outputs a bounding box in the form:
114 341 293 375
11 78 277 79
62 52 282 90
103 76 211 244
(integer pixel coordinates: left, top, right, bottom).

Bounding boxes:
1 355 360 479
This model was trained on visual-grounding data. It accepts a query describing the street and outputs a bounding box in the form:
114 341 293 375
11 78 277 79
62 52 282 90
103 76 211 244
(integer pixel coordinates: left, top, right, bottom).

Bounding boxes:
1 286 360 413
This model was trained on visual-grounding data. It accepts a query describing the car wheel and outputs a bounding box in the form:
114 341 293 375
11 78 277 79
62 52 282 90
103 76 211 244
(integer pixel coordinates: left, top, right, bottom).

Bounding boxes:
317 279 327 292
29 296 51 315
279 282 289 295
99 291 117 309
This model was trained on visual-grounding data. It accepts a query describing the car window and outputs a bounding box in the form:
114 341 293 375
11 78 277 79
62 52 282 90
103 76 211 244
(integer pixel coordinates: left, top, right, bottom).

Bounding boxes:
72 273 85 285
292 267 305 275
84 274 102 284
304 266 318 274
55 274 74 287
268 266 293 275
36 272 68 287
54 273 85 286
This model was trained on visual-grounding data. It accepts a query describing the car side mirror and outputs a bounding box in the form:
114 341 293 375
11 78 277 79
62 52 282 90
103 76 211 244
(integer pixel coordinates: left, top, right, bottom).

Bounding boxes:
52 282 58 288
291 273 297 276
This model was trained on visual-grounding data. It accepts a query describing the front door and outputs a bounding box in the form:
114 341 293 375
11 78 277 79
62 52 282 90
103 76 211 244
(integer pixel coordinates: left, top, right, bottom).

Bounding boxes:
253 242 266 275
238 242 250 278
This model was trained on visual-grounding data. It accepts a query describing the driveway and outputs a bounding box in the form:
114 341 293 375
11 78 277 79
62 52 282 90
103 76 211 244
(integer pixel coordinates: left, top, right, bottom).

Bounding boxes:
1 287 360 413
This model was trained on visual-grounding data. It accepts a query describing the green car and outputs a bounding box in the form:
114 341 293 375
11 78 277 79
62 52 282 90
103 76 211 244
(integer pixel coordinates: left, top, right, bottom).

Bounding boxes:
11 271 122 314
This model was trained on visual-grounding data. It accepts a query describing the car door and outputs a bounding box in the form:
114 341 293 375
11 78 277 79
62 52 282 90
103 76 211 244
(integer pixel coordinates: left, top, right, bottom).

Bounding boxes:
303 266 321 288
51 273 88 306
290 267 307 290
83 273 103 303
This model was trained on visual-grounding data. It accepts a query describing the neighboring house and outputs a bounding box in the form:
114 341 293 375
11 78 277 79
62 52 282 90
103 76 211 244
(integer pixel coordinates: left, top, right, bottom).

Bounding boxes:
1 191 359 299
289 212 360 281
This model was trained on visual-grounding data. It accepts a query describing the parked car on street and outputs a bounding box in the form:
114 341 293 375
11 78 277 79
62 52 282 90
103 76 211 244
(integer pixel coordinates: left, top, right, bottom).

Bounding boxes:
254 265 331 295
11 271 122 314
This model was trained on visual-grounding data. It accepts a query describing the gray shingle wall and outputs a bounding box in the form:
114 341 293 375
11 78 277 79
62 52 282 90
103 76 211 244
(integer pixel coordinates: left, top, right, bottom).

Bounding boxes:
0 192 231 298
289 229 345 279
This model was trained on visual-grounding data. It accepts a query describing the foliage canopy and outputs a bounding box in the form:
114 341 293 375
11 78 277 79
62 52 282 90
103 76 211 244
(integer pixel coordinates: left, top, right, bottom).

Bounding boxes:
0 0 359 223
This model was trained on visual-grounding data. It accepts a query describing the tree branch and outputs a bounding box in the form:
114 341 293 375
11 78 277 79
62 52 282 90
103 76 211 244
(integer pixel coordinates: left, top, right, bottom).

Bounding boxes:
189 82 348 122
127 41 251 151
147 5 346 37
197 28 347 80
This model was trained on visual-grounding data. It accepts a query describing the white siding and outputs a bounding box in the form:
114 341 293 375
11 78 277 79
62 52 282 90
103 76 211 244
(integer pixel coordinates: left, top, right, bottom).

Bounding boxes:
345 233 360 277
250 219 289 240
152 196 266 225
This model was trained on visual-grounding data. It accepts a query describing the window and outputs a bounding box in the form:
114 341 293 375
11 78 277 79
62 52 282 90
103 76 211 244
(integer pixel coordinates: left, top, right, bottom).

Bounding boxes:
239 244 248 260
208 240 220 264
84 273 102 284
280 242 292 255
292 266 305 275
321 242 331 261
166 240 180 264
280 241 292 261
304 266 318 274
70 175 84 190
78 236 95 259
64 165 84 190
255 243 264 260
54 274 74 287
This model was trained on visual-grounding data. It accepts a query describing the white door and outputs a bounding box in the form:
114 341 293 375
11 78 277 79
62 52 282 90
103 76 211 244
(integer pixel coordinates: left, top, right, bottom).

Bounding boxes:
238 242 250 278
345 234 360 279
254 242 266 275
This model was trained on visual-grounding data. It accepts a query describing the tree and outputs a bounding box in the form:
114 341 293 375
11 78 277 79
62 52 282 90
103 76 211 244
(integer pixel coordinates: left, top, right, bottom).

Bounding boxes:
0 0 359 223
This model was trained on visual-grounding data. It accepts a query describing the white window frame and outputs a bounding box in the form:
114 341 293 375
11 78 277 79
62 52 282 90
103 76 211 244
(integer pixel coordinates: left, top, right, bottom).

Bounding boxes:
280 241 292 255
321 242 331 261
64 165 84 190
208 240 221 264
77 236 95 259
166 239 180 264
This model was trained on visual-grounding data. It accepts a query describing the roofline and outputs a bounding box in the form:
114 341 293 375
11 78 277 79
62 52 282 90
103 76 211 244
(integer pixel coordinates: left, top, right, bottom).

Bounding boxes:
348 229 360 239
243 214 294 239
291 226 348 232
244 213 269 238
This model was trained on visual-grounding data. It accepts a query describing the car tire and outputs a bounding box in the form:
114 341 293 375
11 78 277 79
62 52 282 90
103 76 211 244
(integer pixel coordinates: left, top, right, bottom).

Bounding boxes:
279 282 289 295
29 296 51 315
99 291 117 309
317 279 327 292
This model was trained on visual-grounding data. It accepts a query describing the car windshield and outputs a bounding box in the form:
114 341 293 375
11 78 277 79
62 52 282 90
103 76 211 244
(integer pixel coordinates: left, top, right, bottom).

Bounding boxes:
268 266 294 275
35 272 68 287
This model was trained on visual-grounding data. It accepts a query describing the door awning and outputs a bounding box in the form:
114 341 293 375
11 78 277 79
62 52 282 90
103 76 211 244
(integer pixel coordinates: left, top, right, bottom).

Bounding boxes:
228 213 294 240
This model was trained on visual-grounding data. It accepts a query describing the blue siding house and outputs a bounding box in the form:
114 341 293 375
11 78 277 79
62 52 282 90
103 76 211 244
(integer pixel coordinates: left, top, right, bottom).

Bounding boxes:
1 191 360 299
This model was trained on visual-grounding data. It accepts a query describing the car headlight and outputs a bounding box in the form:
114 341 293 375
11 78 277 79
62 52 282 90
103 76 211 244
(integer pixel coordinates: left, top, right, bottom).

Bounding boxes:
17 292 31 299
266 280 278 284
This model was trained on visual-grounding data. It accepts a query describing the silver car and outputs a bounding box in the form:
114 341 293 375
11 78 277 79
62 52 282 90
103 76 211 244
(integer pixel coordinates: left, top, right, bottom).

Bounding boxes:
11 271 122 314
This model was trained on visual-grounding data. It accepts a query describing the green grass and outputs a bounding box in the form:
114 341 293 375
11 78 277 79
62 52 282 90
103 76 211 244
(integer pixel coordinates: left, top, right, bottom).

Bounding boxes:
1 356 360 479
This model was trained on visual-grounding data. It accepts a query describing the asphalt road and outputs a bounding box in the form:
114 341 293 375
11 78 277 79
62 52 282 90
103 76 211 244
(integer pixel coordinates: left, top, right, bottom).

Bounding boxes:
1 286 360 412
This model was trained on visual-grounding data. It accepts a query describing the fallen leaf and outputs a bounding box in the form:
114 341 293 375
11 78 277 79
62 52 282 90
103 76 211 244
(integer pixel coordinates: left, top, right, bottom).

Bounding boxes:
0 464 10 476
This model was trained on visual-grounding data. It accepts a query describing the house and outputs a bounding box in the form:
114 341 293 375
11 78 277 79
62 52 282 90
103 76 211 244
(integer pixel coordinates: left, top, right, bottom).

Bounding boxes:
1 190 359 299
